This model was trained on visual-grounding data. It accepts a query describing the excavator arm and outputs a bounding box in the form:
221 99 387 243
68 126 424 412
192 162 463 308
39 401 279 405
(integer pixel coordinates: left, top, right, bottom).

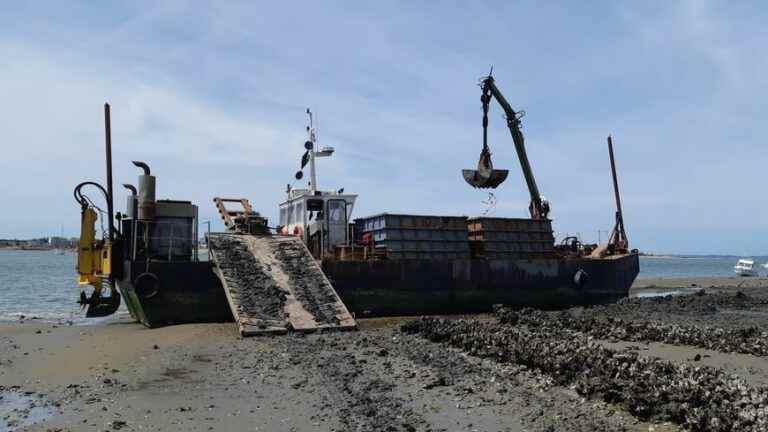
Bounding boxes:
74 182 121 317
463 75 550 219
71 104 121 318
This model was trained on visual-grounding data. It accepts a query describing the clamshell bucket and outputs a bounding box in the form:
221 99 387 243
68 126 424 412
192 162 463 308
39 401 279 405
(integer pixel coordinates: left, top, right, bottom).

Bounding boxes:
462 147 508 188
84 290 121 317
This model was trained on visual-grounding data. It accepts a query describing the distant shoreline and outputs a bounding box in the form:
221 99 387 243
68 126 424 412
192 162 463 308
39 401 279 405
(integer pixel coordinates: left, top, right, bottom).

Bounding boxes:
0 247 76 251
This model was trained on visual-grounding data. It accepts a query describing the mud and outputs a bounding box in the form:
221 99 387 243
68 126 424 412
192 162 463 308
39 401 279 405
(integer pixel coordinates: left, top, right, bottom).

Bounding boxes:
8 279 768 431
2 320 659 432
0 387 57 430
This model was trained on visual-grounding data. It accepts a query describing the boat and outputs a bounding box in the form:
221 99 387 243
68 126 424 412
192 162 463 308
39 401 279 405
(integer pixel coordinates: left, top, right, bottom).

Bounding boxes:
279 103 639 316
735 259 758 277
72 74 640 330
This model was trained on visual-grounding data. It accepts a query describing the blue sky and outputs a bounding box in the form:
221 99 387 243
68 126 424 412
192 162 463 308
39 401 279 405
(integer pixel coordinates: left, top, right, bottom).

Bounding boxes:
1 1 766 254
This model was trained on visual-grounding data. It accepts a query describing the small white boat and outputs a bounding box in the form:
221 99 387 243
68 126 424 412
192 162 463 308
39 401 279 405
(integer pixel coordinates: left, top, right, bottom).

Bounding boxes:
734 259 757 277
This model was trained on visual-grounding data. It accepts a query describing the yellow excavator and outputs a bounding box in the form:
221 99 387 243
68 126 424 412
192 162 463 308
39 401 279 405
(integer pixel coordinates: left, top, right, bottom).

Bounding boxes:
74 103 121 317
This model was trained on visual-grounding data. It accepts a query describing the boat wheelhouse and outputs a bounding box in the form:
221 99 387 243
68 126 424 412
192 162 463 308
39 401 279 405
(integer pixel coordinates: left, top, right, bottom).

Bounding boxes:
278 188 357 259
278 108 358 259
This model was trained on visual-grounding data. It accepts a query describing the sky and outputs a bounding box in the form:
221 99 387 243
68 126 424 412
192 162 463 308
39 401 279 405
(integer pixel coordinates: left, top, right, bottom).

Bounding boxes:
1 1 766 255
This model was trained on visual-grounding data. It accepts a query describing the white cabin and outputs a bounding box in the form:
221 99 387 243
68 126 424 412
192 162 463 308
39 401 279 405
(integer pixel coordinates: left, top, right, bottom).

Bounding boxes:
278 188 357 258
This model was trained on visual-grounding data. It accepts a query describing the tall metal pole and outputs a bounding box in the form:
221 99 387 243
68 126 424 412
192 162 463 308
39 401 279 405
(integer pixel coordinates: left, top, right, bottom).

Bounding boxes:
608 135 623 218
307 108 317 194
104 103 115 241
607 135 628 248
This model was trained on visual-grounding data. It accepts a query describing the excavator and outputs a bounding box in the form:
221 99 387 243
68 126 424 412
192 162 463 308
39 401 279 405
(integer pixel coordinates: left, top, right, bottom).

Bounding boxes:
463 73 629 257
463 74 550 220
73 103 121 317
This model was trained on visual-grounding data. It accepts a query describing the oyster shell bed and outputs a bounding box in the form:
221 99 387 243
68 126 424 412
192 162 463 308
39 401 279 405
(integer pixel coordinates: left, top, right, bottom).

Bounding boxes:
589 290 768 327
402 317 768 431
495 304 768 357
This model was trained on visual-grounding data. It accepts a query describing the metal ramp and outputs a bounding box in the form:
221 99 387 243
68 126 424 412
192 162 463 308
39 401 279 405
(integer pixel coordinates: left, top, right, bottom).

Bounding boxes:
208 233 356 336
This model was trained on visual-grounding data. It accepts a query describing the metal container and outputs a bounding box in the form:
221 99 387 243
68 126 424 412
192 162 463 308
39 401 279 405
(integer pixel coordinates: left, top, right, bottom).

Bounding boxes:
357 213 468 231
467 217 554 259
137 174 156 220
355 213 470 260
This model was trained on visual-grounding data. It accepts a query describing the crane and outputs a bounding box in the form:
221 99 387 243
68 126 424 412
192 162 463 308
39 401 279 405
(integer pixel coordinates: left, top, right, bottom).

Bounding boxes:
463 75 550 220
73 103 121 317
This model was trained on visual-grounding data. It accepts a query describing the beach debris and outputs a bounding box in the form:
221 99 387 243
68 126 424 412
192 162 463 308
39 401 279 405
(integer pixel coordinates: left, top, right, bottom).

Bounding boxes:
110 419 127 429
402 316 768 431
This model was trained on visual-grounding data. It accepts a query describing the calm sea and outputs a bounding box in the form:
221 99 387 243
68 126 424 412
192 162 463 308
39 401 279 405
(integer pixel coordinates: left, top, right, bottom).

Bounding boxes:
0 250 764 323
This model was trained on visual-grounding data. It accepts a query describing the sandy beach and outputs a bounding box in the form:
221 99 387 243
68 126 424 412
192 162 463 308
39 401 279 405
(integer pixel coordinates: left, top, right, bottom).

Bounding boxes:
3 276 768 431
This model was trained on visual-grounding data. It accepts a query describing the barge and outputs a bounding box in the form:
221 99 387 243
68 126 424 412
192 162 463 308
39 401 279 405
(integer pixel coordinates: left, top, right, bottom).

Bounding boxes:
73 75 639 330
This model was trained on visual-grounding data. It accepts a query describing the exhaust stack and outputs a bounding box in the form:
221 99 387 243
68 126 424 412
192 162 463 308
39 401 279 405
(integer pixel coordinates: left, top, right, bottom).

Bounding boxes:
122 184 137 219
132 161 156 220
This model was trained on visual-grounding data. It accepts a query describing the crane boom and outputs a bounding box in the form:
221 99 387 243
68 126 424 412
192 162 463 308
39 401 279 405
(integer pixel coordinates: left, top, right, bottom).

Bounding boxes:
463 75 549 219
481 76 545 218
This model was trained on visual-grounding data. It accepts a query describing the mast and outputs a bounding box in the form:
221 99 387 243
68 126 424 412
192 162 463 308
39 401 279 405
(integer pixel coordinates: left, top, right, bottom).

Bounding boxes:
607 135 628 250
307 108 317 193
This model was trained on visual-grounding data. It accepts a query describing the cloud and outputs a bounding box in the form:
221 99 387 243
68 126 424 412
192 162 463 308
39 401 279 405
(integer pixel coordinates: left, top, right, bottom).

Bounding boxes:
0 42 303 237
1 2 767 254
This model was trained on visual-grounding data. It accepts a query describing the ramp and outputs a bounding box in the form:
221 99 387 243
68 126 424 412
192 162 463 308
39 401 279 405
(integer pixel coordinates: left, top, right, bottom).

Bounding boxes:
208 233 356 336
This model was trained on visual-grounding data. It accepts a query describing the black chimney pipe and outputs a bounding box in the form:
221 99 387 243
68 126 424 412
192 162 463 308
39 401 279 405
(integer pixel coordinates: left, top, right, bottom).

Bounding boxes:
122 184 137 195
131 161 150 175
104 103 115 241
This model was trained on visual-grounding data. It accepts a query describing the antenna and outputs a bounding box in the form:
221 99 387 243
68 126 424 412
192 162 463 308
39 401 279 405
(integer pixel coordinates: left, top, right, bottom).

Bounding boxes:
307 108 317 193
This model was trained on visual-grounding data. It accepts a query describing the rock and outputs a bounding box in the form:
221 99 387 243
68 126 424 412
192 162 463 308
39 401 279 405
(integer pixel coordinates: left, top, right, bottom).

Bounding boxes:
110 420 127 430
424 376 451 389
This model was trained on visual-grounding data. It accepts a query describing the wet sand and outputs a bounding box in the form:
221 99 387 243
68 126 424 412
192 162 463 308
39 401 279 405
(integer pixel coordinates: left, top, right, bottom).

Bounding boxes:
2 276 768 431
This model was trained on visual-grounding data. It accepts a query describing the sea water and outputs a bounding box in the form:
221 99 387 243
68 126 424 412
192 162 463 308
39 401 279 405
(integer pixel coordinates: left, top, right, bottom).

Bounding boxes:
0 249 764 322
0 249 129 323
639 255 768 278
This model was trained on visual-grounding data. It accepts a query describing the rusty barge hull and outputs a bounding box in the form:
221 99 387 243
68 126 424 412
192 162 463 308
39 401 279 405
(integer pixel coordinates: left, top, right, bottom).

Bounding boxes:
323 252 639 317
117 260 232 328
